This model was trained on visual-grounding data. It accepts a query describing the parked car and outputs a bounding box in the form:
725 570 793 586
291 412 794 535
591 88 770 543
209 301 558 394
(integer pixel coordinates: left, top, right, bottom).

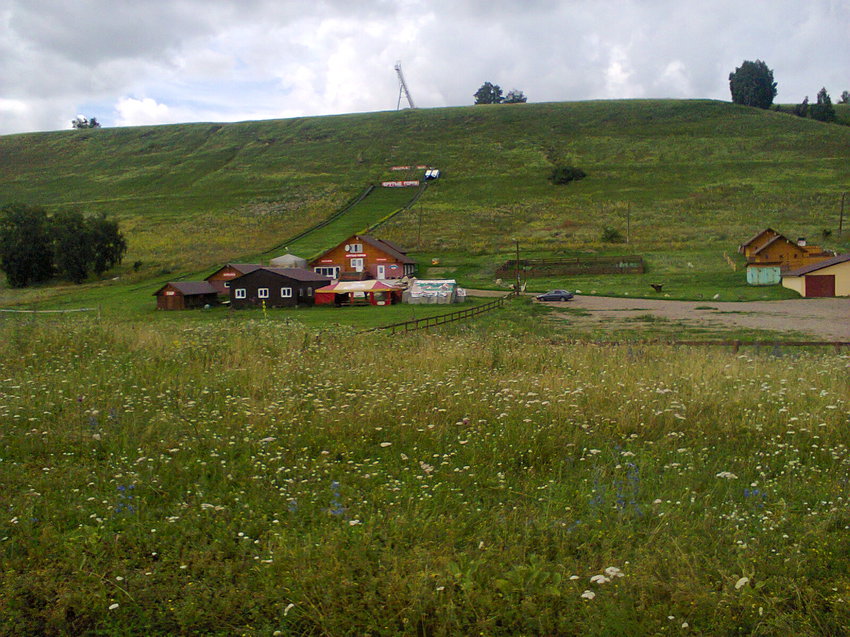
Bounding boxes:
535 289 574 302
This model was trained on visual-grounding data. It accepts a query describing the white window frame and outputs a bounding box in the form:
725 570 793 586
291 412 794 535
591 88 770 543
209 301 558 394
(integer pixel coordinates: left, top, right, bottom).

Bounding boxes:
281 287 292 298
235 288 246 299
350 243 363 253
258 288 269 299
314 266 339 278
350 258 364 272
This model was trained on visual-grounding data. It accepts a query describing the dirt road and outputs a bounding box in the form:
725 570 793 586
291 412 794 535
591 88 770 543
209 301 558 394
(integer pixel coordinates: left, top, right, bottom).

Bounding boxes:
466 289 850 340
556 296 850 340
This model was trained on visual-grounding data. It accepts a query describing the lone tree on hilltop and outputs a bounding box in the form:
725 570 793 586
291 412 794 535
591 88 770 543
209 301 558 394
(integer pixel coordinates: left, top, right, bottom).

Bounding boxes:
503 89 528 104
729 60 777 109
474 82 504 104
71 116 101 129
839 90 849 104
810 87 836 122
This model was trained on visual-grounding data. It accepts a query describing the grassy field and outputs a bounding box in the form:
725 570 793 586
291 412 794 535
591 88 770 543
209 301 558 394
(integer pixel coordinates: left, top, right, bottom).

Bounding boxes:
1 314 848 634
1 100 849 308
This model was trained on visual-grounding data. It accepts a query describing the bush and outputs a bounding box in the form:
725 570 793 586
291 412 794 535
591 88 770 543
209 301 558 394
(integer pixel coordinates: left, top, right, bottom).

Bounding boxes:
549 166 586 185
601 227 625 243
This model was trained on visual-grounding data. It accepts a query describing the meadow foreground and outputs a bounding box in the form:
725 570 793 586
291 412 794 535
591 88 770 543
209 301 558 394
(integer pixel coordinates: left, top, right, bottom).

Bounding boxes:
1 315 848 635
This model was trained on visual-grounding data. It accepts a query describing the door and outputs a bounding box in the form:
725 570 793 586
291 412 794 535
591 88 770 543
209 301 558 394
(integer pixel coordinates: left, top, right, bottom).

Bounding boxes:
350 258 364 273
805 274 835 297
376 265 386 279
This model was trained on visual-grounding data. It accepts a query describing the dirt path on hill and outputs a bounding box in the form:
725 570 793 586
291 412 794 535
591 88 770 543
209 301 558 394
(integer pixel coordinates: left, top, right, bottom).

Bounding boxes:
465 289 850 340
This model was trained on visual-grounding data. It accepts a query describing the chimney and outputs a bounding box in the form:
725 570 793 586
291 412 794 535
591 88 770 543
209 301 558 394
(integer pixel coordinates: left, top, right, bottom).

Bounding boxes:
797 237 807 247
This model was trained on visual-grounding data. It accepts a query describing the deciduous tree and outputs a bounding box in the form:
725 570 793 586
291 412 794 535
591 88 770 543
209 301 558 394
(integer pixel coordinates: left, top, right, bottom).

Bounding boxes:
474 82 503 105
503 89 528 104
810 87 836 122
0 203 54 288
728 60 777 109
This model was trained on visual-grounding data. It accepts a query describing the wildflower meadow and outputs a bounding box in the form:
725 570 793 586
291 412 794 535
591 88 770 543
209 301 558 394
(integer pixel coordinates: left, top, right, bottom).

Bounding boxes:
1 315 848 635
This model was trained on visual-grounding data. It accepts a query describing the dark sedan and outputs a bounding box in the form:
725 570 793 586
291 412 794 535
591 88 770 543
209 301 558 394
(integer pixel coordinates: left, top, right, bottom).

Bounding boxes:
535 289 574 302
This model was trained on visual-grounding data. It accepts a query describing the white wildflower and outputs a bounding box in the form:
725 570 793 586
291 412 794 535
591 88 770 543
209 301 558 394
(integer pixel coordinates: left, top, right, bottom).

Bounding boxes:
735 576 749 590
716 471 738 480
590 574 610 584
604 566 624 578
580 590 596 599
108 603 119 610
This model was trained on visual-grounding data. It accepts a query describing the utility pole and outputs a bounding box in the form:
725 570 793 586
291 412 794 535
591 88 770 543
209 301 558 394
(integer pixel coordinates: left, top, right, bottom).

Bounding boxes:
417 202 423 248
840 192 846 237
626 202 631 244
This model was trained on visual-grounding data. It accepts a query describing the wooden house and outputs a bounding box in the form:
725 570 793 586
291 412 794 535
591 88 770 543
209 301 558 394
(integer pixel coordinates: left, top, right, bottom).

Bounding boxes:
738 228 782 258
309 234 416 280
154 281 219 310
745 233 832 271
782 254 850 297
205 263 263 295
229 267 331 309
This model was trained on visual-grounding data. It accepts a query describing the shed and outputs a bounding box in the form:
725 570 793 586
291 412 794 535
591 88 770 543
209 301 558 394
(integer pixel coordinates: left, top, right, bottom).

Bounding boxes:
229 267 331 309
154 281 219 310
745 262 782 286
269 253 308 269
315 280 403 306
781 254 850 297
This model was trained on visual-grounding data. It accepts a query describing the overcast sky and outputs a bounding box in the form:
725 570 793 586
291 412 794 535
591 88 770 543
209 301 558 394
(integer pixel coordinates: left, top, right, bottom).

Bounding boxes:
1 0 848 135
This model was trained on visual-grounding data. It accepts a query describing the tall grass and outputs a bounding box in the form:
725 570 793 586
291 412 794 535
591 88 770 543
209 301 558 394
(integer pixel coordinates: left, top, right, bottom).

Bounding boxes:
1 316 848 634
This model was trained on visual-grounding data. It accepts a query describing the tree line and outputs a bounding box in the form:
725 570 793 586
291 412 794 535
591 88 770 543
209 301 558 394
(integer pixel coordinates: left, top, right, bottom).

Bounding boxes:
0 203 127 287
728 59 846 122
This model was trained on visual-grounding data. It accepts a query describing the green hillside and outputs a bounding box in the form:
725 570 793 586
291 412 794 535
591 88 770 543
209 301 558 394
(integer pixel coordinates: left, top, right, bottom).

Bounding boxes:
1 100 849 307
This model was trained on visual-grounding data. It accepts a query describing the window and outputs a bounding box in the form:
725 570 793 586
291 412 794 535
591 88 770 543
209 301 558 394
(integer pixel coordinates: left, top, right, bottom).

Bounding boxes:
350 243 363 253
350 258 364 272
281 287 292 298
258 288 269 299
314 266 339 278
235 288 246 299
307 287 313 297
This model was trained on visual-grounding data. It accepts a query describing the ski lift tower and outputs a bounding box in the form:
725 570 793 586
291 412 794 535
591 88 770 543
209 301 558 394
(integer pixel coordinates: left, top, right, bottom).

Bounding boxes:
395 61 416 110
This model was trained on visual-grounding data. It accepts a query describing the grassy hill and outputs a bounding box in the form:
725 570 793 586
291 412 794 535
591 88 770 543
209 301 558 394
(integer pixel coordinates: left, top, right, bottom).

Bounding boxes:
1 100 849 308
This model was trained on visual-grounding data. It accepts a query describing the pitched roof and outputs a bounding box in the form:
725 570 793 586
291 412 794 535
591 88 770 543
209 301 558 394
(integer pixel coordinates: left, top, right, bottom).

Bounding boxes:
739 228 780 251
235 267 331 283
784 254 850 276
154 281 218 296
205 263 263 280
358 235 415 264
316 280 402 293
753 234 805 256
375 238 407 255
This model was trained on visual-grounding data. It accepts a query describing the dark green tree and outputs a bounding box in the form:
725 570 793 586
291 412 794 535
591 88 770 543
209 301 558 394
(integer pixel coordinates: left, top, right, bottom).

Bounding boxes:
503 89 528 104
0 203 54 288
71 116 102 129
51 209 93 284
839 90 849 104
474 82 503 104
88 212 127 276
729 60 777 109
793 96 809 117
809 87 836 122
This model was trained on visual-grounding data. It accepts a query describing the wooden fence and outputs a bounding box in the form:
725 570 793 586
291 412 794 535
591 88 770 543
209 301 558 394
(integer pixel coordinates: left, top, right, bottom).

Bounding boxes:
361 293 514 334
496 255 645 277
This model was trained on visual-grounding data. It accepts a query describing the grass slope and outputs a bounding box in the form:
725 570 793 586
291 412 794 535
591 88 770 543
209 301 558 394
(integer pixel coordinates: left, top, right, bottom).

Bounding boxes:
1 100 849 307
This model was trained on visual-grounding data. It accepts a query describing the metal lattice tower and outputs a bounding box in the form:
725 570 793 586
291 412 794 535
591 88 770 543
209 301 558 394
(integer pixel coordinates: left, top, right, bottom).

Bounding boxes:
395 61 416 110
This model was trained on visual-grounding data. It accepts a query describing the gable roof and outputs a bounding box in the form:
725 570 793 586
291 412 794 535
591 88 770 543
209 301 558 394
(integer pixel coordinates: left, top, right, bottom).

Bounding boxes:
153 281 218 296
358 235 415 264
205 263 263 280
753 234 806 256
784 254 850 277
234 267 331 283
310 234 415 265
739 228 781 252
